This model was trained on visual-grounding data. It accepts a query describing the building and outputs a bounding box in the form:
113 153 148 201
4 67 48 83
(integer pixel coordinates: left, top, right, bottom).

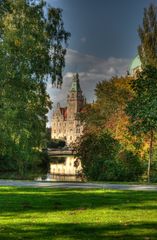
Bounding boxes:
51 73 85 145
129 55 142 76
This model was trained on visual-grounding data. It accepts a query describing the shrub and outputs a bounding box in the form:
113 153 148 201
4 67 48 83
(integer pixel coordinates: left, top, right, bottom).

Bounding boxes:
47 139 66 149
77 131 120 181
117 150 145 181
77 131 145 181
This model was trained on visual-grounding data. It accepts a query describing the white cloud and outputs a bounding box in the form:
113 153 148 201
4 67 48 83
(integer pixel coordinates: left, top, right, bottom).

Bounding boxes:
47 48 131 126
107 67 116 75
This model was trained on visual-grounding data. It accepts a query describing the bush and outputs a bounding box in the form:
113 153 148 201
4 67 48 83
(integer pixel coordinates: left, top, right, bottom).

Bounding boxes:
117 150 145 181
77 131 120 181
77 131 144 181
47 139 66 149
0 154 17 171
0 149 50 179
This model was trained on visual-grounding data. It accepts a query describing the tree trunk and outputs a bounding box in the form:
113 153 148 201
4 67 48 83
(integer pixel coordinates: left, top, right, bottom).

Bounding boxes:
148 130 153 183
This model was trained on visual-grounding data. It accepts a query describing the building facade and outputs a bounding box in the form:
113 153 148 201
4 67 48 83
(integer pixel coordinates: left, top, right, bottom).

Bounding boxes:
51 73 85 145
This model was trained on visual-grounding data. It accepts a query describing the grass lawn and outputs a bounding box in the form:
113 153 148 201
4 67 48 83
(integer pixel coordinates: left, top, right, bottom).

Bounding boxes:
0 187 157 239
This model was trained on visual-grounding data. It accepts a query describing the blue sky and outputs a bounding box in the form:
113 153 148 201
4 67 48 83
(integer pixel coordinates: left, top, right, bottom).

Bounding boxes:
46 0 157 125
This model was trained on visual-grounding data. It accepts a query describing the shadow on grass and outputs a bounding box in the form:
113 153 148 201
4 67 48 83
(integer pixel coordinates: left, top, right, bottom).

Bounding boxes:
0 188 157 239
0 187 157 214
0 222 157 240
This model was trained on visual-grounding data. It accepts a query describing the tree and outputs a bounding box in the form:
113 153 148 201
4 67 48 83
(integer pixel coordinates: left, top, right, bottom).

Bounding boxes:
125 66 157 182
77 131 120 181
138 4 157 67
79 75 136 151
127 3 157 182
0 0 70 175
77 131 144 181
95 76 133 138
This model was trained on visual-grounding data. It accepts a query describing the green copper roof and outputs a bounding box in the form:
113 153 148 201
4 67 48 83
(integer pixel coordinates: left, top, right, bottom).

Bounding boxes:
70 73 81 92
129 55 141 74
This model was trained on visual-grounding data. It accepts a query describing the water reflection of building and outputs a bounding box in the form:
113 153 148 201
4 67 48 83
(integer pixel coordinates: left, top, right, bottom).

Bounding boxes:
51 73 85 145
50 156 82 176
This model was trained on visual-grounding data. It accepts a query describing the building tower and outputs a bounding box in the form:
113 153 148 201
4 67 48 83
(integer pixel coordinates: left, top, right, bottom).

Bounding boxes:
51 73 85 145
67 73 84 120
66 73 84 144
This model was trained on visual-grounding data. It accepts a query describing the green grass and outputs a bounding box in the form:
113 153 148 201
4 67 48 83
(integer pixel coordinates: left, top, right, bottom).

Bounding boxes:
0 187 157 239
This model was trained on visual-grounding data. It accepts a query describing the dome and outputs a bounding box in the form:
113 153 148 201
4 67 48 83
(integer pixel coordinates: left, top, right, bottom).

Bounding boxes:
129 55 141 75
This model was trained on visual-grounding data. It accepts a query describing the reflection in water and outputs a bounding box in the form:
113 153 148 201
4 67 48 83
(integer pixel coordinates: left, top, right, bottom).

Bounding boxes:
46 174 82 182
50 156 81 175
43 155 82 182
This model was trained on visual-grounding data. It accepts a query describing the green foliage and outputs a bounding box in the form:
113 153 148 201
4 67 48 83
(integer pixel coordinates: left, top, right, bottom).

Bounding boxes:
0 0 70 176
126 66 157 134
77 131 120 181
77 131 144 181
47 139 66 149
0 150 49 178
138 4 157 68
117 150 145 181
148 147 157 182
77 74 146 181
136 3 157 182
126 66 157 182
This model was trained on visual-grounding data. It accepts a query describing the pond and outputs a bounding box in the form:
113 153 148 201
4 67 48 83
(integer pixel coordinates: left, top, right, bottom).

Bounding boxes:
38 155 82 182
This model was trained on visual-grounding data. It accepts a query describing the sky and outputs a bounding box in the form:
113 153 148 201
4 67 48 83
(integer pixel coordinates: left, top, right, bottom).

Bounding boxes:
46 0 157 125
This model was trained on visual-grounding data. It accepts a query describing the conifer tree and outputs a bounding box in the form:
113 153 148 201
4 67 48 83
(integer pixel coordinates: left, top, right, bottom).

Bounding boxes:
138 4 157 67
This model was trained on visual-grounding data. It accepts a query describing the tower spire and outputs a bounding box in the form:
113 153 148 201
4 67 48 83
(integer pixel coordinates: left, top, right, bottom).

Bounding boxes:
70 73 81 92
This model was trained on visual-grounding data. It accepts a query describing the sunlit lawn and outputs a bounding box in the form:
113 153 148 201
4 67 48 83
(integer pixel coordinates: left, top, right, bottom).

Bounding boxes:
0 187 157 239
